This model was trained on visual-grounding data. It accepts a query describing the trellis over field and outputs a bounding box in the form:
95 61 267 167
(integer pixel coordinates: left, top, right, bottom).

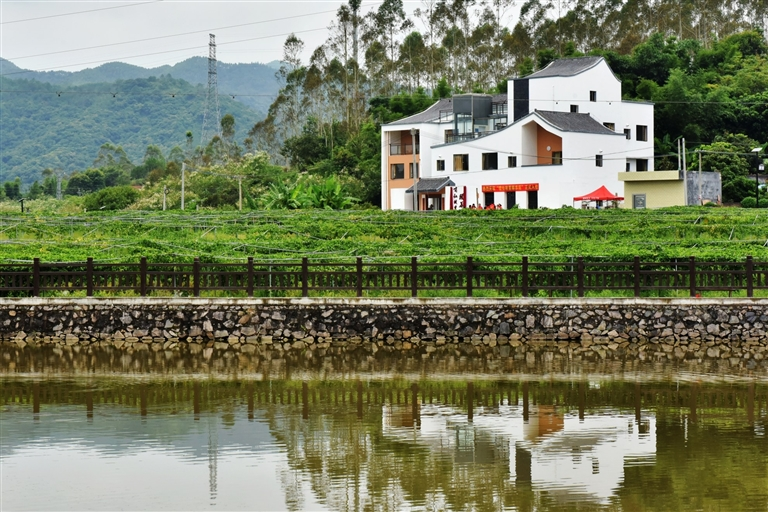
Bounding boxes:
2 256 768 298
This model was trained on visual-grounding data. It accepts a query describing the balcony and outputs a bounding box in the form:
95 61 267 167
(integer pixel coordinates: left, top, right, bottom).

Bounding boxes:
390 144 420 155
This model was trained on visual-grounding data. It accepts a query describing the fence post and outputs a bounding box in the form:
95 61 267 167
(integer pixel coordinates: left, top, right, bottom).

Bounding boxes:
746 256 754 298
302 257 309 297
140 257 147 297
689 256 696 297
522 257 528 297
466 256 473 298
247 257 254 297
86 257 94 297
193 258 200 297
577 257 585 297
411 257 418 297
33 258 40 297
356 257 363 298
633 257 640 297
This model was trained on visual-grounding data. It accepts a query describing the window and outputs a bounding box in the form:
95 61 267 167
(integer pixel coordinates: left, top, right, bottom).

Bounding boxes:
636 159 648 172
409 162 419 178
391 164 404 180
527 190 538 209
482 152 498 170
590 91 597 102
454 154 469 171
595 154 603 167
624 128 631 140
436 159 445 171
570 105 579 113
484 192 494 207
626 162 630 172
552 151 563 165
603 122 615 131
508 155 517 168
636 125 648 141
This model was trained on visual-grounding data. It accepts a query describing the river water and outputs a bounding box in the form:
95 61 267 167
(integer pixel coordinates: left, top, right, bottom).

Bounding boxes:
1 346 766 511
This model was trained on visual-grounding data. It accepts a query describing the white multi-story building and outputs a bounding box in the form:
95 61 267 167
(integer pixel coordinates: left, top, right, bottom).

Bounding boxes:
381 56 656 210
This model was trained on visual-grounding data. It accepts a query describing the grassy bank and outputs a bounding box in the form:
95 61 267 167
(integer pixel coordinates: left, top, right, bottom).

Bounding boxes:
1 202 767 263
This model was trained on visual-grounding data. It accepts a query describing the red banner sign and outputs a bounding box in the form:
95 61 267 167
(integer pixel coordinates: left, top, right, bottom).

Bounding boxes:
481 183 539 193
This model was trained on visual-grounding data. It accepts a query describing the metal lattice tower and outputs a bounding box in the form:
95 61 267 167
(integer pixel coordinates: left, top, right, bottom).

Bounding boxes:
200 34 221 145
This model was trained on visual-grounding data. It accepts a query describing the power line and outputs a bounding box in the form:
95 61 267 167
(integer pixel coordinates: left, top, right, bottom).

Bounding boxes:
4 9 340 61
0 27 328 77
1 1 162 25
0 89 277 97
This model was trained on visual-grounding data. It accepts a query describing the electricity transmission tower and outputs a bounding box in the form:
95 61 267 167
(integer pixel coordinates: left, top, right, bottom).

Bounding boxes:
200 34 221 146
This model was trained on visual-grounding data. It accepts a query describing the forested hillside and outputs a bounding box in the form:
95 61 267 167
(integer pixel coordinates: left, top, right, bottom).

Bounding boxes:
0 57 280 113
0 74 262 184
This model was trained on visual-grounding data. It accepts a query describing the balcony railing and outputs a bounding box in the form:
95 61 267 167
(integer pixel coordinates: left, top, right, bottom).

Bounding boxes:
444 124 508 144
390 144 420 155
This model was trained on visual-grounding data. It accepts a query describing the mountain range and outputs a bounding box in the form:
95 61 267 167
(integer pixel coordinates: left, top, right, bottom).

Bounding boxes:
0 57 279 185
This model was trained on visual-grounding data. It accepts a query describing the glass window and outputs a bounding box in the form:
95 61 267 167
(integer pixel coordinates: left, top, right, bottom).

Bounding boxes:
409 162 419 178
570 105 579 113
508 156 517 168
636 125 648 141
590 91 597 102
596 155 603 167
391 164 404 180
603 122 615 131
624 128 631 140
482 153 498 170
636 159 648 172
454 154 469 171
552 151 563 165
436 159 445 171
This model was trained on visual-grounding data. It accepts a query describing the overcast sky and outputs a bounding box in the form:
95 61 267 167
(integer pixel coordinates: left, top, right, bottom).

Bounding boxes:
1 0 404 72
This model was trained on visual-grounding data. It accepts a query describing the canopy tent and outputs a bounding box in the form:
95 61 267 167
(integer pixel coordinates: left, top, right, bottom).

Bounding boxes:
573 186 623 201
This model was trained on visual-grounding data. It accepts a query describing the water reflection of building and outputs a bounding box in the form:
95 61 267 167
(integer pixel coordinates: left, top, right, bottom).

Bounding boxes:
383 402 656 503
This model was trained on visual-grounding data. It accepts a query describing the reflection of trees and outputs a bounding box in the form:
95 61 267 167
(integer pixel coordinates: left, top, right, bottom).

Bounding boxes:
2 375 766 511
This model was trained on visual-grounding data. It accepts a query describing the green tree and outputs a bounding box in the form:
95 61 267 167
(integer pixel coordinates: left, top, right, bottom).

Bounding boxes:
83 185 139 211
65 169 105 195
3 178 21 200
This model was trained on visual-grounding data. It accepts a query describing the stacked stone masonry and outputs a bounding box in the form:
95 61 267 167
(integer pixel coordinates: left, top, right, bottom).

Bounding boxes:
1 298 767 361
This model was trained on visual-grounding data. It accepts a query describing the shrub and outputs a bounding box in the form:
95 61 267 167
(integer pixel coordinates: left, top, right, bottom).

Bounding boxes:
740 196 757 208
83 186 139 211
759 198 768 208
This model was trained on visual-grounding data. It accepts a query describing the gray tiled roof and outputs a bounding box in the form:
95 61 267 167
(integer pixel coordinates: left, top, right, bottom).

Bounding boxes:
525 56 603 79
405 177 455 193
387 98 453 125
535 110 620 135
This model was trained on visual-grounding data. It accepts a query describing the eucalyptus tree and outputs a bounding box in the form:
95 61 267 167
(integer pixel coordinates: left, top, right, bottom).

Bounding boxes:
399 31 428 91
371 0 413 95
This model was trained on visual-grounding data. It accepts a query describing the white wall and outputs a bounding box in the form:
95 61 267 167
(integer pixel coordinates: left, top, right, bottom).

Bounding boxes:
427 116 625 209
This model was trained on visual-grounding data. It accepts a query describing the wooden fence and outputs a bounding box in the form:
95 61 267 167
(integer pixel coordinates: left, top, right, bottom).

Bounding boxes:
0 256 766 298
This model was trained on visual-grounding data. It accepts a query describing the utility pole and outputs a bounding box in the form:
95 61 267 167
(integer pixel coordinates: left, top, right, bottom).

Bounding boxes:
238 176 242 211
698 150 702 205
162 186 168 211
411 127 418 211
181 162 186 210
682 138 687 205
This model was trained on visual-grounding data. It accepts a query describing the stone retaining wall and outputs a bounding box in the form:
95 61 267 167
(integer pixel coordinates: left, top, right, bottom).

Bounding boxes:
1 298 767 361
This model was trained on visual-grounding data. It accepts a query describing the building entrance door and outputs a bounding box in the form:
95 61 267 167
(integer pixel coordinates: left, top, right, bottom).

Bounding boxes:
506 192 516 209
527 190 538 209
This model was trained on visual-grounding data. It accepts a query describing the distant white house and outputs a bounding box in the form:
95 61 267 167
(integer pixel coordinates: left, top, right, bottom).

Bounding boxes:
380 56 656 210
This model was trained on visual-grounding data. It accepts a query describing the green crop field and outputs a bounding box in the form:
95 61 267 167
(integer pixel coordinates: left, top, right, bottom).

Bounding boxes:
1 201 767 264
